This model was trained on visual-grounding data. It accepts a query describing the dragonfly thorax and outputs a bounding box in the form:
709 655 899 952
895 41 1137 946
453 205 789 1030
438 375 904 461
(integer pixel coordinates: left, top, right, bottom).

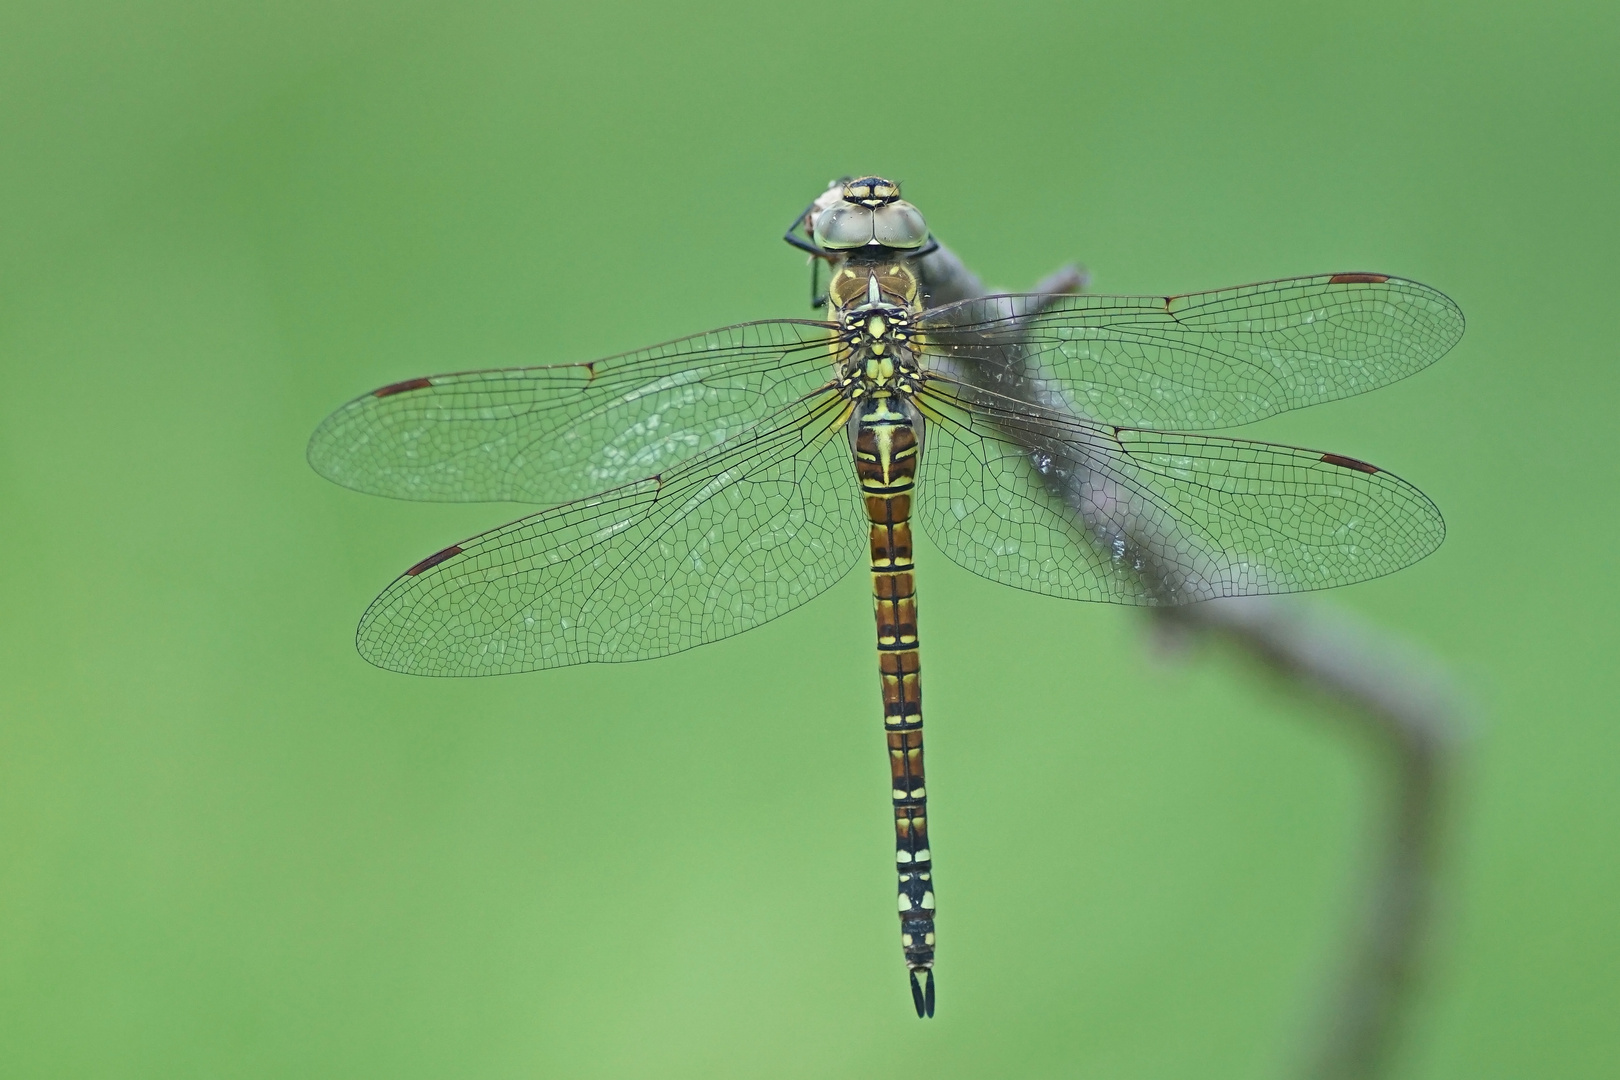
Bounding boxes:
836 298 924 395
829 263 926 399
841 302 915 358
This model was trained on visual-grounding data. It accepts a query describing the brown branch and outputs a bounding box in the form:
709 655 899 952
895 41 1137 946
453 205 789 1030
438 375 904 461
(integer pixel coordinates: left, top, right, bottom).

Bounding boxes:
1154 597 1461 1080
917 240 1466 1080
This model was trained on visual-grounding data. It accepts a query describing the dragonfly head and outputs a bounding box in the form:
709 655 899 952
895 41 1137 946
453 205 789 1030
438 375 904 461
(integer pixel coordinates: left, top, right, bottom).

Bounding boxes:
811 176 931 253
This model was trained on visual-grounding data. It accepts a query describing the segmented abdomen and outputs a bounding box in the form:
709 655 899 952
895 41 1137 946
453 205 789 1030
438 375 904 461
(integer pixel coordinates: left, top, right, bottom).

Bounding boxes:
853 396 935 1016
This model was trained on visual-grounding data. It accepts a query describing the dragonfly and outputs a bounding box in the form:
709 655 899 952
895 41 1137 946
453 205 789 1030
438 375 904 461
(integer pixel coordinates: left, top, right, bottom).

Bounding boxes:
308 176 1465 1018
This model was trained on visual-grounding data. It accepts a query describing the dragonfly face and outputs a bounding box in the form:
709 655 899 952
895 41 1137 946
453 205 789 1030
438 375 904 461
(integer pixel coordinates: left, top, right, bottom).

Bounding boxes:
308 175 1464 1020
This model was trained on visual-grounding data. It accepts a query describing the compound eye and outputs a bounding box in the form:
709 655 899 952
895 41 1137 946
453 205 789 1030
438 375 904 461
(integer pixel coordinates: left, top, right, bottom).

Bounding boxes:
814 203 876 250
871 202 929 249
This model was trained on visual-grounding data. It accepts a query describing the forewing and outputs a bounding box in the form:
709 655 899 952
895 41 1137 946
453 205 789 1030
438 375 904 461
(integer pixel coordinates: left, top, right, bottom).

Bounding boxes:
356 391 864 675
918 274 1463 430
308 320 836 504
913 385 1444 605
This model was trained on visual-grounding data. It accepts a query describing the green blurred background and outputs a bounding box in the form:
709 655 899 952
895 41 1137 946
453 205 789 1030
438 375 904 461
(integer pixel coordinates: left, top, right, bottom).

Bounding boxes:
2 1 1616 1076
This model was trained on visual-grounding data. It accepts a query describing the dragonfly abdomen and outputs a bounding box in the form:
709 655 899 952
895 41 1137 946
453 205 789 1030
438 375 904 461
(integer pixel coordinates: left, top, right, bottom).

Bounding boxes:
853 393 935 1018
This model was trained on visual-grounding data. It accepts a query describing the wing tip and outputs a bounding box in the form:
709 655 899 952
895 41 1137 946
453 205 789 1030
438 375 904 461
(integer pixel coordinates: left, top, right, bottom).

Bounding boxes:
373 377 435 398
1320 452 1381 475
405 544 464 576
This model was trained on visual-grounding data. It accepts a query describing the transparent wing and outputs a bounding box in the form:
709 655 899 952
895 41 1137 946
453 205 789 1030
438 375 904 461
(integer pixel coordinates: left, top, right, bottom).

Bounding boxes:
912 383 1444 605
356 390 864 675
917 274 1463 430
308 320 837 504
